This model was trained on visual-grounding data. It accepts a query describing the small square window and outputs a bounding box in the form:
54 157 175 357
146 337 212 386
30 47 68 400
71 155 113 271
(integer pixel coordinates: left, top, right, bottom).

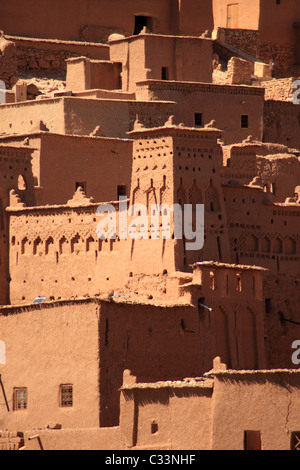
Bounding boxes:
194 113 203 127
151 421 158 434
60 384 73 407
13 388 28 411
241 115 249 129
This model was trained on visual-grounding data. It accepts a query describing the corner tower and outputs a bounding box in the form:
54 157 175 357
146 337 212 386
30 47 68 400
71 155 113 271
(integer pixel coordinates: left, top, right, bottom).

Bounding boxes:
128 121 231 273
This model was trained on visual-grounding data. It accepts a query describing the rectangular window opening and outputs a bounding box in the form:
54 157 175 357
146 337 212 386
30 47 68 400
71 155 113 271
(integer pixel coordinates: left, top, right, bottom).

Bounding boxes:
194 113 203 127
244 430 262 450
13 388 28 411
161 67 169 80
60 384 73 407
241 115 249 129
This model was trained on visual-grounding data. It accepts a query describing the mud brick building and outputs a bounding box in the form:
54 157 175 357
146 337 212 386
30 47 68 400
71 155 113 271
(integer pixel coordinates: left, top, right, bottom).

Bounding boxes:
0 0 299 451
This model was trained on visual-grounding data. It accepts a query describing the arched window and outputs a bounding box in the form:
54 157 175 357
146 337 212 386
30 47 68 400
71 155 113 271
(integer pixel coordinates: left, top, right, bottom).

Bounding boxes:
260 236 271 253
189 181 202 207
177 181 186 208
18 175 26 191
205 184 220 212
86 236 95 252
285 237 296 255
59 236 68 255
273 238 282 254
21 237 29 255
45 237 54 255
71 234 81 254
33 237 42 255
247 234 258 252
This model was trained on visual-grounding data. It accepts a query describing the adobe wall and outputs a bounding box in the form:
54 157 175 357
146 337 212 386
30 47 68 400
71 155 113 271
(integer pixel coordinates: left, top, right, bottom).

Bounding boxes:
143 35 213 85
0 133 133 206
264 100 300 150
98 265 266 426
6 238 268 427
0 136 42 193
120 379 213 450
179 0 214 36
0 99 66 136
212 0 260 30
24 427 125 451
263 274 300 369
0 145 35 306
256 153 300 203
223 185 300 276
7 200 180 306
259 0 300 45
66 58 122 92
127 125 233 271
210 370 300 450
109 34 213 93
0 0 179 42
221 141 300 202
72 90 136 101
18 367 300 450
0 97 175 139
221 143 259 187
62 97 175 138
183 263 267 372
0 300 101 430
0 297 211 429
6 36 110 73
136 80 265 145
98 299 211 427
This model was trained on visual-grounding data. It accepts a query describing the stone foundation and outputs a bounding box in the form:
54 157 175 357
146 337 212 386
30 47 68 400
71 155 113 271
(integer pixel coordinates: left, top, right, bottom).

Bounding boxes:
0 431 24 450
0 34 18 89
227 56 253 85
16 47 76 72
213 27 260 58
259 77 296 102
259 43 297 78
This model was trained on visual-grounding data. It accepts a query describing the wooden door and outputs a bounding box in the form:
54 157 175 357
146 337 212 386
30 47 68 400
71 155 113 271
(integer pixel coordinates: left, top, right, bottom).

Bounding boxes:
227 3 239 29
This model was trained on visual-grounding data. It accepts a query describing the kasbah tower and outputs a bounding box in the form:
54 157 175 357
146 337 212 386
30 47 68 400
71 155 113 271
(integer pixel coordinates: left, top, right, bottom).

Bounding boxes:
0 0 299 451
